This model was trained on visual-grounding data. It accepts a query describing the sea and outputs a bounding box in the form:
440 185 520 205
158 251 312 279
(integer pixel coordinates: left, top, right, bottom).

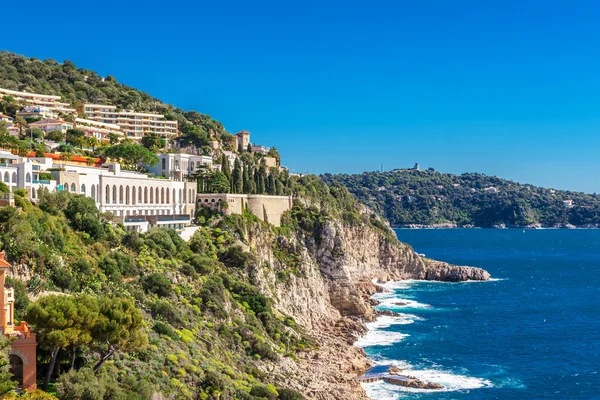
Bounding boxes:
357 229 600 400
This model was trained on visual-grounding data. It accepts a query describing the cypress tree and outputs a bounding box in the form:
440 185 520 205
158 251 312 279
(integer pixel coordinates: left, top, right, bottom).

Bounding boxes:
243 163 252 194
221 156 231 179
232 159 243 194
267 174 275 195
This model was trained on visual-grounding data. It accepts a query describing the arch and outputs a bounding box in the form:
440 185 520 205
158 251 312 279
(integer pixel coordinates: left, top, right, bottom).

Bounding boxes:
161 188 165 204
119 185 124 204
70 183 76 193
126 186 130 205
91 184 96 200
9 354 23 387
188 189 192 203
3 172 8 183
190 161 195 171
106 185 110 203
11 172 16 183
31 188 36 199
155 188 159 204
179 189 182 204
112 185 117 204
25 173 31 183
81 184 86 194
138 186 143 203
171 189 175 204
132 186 136 205
144 187 148 204
150 187 154 204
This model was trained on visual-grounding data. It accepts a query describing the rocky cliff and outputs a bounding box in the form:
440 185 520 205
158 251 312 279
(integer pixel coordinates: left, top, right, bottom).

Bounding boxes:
244 215 490 399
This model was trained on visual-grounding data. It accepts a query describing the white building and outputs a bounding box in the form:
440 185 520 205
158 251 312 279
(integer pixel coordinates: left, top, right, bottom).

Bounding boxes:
147 153 213 181
0 152 57 198
0 88 76 116
16 106 56 120
29 119 73 134
0 114 14 123
51 163 196 232
79 104 118 125
75 118 123 141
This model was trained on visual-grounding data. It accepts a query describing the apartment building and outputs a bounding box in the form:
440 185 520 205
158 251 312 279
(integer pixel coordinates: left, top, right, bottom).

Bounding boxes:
117 111 178 139
17 106 57 120
147 153 213 181
79 104 118 125
251 145 269 155
0 88 76 116
0 114 12 123
75 118 123 141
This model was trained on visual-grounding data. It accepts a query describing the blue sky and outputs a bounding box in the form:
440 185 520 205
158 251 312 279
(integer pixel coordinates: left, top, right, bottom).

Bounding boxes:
2 0 600 192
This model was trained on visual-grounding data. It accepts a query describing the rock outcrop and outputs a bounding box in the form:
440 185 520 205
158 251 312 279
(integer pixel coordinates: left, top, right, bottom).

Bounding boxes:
244 215 490 399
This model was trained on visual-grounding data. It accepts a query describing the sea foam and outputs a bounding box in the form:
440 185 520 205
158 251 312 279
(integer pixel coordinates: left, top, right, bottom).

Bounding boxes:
354 330 409 348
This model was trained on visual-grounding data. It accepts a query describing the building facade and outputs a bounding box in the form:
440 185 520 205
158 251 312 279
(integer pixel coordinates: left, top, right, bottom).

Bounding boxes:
234 130 251 152
29 119 73 134
0 252 36 391
0 88 76 116
147 153 213 181
75 118 123 141
51 163 196 232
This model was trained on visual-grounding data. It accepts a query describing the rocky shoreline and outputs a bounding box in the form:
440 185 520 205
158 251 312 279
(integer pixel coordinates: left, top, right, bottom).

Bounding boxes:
244 213 491 399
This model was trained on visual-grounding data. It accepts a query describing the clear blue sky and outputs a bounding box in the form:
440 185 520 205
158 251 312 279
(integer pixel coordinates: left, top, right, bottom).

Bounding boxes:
3 0 600 192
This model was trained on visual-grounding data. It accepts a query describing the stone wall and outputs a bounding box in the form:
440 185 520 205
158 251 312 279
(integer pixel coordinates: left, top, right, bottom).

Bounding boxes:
196 193 292 227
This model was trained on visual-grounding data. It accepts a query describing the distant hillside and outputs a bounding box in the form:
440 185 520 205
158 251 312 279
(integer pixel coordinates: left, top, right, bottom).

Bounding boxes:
321 169 600 228
0 51 230 149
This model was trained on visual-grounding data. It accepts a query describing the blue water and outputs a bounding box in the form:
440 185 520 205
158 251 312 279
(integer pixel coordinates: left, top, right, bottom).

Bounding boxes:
360 229 600 400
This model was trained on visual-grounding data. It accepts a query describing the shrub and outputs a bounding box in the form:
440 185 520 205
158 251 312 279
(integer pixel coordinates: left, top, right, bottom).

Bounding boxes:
5 276 29 319
150 300 182 326
141 273 172 297
277 387 305 400
218 245 255 269
152 321 177 339
250 384 278 400
13 188 27 197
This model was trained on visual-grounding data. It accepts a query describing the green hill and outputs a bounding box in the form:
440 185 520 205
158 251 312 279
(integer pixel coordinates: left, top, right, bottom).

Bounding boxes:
0 51 230 150
321 169 600 228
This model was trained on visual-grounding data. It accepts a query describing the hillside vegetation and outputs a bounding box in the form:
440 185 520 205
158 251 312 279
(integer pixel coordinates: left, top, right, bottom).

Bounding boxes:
0 51 230 151
322 169 600 228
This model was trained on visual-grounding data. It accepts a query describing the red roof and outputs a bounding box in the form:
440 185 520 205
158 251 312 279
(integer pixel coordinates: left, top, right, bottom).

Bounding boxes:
22 152 103 167
0 252 11 268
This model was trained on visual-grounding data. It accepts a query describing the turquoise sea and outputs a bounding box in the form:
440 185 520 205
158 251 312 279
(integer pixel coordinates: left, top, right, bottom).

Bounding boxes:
358 229 600 400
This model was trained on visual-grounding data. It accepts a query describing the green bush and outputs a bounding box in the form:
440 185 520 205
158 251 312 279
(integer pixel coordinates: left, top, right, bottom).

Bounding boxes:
141 273 173 297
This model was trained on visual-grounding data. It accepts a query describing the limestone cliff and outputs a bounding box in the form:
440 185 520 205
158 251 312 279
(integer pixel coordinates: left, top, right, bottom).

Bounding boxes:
244 215 490 399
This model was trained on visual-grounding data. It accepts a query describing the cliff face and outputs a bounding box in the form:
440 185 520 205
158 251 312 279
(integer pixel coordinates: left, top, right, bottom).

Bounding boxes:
246 218 490 400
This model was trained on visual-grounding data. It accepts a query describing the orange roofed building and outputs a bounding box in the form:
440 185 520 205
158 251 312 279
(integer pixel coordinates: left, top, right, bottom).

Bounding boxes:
0 252 36 391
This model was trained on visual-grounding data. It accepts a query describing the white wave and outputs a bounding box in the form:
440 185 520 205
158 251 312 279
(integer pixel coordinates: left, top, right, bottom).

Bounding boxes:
374 279 417 291
354 330 409 348
374 295 432 310
361 381 401 400
366 314 422 330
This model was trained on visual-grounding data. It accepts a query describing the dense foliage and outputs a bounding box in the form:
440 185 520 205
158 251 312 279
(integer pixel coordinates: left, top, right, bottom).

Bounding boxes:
322 169 600 227
0 191 307 399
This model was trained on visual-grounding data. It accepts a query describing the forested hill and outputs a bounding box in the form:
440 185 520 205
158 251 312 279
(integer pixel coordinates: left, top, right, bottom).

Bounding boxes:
321 169 600 228
0 51 229 148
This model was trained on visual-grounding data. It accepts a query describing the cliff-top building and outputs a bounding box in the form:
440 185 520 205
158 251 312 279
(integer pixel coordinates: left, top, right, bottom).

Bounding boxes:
0 252 37 391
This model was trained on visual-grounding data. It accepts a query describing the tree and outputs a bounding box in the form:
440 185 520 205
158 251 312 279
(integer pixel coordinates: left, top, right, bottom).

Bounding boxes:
107 133 120 145
0 123 17 150
104 142 159 171
232 159 243 194
246 143 252 153
208 171 230 193
0 337 16 396
140 132 165 153
220 155 231 179
66 129 86 149
242 163 251 194
24 295 81 390
13 116 27 136
267 147 280 164
92 296 147 373
45 130 65 143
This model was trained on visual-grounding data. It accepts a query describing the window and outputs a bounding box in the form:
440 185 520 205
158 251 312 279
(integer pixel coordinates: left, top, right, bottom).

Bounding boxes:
106 185 110 203
11 172 16 183
3 173 7 183
25 173 31 183
71 183 76 192
175 160 179 169
119 186 124 204
113 185 117 204
91 185 96 200
81 184 86 194
162 158 166 170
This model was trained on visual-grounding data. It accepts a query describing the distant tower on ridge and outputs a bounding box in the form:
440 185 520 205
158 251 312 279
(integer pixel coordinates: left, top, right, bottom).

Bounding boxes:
414 162 420 171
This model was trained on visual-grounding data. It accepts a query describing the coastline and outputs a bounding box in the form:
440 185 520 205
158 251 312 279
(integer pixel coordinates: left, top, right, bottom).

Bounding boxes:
353 278 494 398
393 224 600 229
